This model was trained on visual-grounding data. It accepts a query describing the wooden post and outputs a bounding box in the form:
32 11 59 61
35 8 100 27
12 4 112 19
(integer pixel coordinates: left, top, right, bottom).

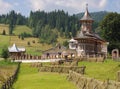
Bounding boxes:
117 71 120 82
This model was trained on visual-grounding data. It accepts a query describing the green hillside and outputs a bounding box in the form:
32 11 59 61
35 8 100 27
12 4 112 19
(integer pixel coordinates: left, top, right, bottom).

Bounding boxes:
13 25 32 35
0 24 69 56
0 24 59 55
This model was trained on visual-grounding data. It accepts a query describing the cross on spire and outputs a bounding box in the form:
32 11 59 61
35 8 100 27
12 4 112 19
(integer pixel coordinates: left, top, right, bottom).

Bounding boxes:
86 3 88 9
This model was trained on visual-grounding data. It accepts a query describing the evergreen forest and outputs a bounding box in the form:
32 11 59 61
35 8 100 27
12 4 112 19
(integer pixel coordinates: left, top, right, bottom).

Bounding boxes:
0 10 120 52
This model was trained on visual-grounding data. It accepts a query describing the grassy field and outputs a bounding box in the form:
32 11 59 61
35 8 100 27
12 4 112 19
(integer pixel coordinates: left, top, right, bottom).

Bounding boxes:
13 25 32 35
0 60 18 87
78 59 120 81
0 24 9 35
12 64 77 89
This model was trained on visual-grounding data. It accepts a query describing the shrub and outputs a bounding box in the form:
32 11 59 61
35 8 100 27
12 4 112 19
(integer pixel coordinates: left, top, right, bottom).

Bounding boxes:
32 40 35 43
27 41 30 46
1 46 9 60
2 30 6 35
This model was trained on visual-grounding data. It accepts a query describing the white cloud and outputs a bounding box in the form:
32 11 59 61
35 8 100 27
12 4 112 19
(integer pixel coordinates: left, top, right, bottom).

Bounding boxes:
0 0 12 14
99 0 107 8
14 2 19 6
28 0 108 14
29 0 46 11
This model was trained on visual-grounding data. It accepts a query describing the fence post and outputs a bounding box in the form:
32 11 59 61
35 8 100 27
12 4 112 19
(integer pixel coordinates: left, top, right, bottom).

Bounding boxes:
117 71 120 82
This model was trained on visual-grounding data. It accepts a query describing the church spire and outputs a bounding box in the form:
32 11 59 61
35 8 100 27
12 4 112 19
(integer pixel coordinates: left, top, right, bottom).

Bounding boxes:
86 3 88 11
80 4 94 33
80 4 93 21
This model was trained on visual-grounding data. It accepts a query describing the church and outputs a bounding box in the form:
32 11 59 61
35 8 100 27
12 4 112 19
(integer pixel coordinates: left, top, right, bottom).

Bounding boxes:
69 4 108 58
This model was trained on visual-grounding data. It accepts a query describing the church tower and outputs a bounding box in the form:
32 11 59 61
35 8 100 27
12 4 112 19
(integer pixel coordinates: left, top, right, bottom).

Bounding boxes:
68 4 108 58
80 4 94 34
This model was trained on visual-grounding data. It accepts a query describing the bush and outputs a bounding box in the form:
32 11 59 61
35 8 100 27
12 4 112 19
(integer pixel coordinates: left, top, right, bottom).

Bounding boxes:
27 41 30 46
21 36 24 40
1 46 9 60
63 40 69 48
32 40 35 43
2 30 6 35
20 32 32 38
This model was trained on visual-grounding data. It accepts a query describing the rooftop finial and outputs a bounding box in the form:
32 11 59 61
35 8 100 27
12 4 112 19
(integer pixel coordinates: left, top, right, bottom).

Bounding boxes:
86 3 88 9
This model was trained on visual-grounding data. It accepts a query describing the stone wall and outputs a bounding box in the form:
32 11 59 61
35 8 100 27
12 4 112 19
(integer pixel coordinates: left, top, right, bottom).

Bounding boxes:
39 66 86 74
67 71 120 89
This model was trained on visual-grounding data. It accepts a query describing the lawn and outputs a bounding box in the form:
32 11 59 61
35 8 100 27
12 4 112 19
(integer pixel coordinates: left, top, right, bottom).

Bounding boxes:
12 64 77 89
78 59 120 81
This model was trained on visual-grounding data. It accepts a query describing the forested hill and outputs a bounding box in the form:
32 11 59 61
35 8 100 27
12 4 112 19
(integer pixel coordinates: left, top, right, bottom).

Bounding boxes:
76 11 108 22
0 10 108 44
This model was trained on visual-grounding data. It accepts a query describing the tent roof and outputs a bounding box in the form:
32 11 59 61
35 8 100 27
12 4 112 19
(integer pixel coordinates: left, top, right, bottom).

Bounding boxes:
8 43 25 52
8 43 20 52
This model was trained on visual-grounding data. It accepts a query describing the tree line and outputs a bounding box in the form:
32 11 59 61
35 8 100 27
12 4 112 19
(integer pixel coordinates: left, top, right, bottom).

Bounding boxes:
0 10 79 44
0 10 120 52
0 10 27 34
28 10 79 38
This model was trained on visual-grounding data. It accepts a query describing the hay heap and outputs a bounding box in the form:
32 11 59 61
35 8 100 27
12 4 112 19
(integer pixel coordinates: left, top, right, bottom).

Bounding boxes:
67 70 120 89
39 66 85 74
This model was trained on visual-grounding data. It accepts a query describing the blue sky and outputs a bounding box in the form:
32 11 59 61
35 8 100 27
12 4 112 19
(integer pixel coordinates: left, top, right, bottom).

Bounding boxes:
0 0 120 16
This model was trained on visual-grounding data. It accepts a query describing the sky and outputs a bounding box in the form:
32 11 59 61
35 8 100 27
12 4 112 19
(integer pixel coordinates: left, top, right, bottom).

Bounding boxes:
0 0 120 16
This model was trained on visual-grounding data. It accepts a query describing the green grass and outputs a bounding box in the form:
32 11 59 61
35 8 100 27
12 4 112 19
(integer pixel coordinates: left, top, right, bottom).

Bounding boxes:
13 64 77 89
78 59 120 81
13 25 32 35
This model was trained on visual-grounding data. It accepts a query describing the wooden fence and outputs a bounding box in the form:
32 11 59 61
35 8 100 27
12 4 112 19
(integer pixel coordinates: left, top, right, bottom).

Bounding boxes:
67 70 120 89
1 62 20 89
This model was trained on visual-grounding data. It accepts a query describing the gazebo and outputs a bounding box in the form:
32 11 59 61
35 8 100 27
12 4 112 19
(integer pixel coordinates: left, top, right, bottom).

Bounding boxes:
8 43 25 59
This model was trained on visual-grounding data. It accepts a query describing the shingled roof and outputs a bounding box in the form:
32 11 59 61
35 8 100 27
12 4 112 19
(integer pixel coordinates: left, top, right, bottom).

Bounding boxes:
80 4 93 21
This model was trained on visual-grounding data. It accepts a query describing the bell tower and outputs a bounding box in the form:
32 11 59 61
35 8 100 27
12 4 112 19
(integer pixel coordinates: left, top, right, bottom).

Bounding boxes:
80 4 94 33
